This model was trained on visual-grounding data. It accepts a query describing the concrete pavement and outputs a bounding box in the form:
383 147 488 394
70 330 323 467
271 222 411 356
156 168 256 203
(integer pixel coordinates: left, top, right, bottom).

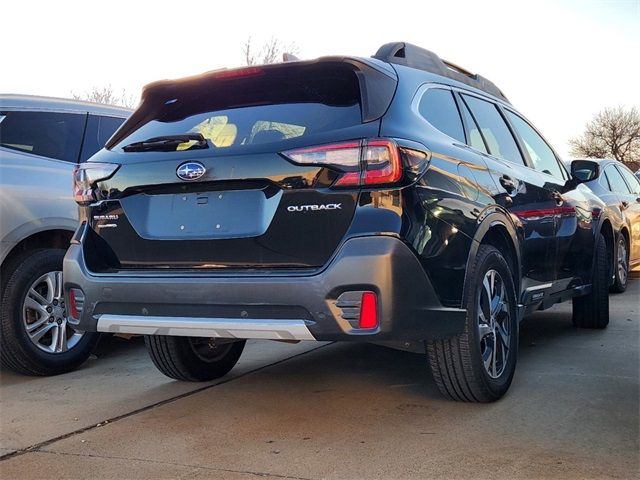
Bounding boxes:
1 280 638 479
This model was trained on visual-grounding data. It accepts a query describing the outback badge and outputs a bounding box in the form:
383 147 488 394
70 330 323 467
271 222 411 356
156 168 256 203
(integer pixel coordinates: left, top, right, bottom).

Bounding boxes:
176 162 206 181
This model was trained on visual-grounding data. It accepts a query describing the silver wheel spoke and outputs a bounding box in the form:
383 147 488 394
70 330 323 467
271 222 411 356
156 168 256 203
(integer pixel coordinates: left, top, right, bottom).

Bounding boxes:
491 336 498 377
26 316 48 333
29 322 55 342
55 323 68 352
24 297 48 318
497 324 510 349
43 272 57 303
54 271 63 299
28 288 48 306
478 323 492 340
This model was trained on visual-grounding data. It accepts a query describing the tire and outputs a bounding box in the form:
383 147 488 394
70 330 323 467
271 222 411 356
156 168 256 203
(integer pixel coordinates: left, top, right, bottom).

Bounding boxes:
426 244 518 402
145 335 245 381
610 234 629 293
573 233 610 328
0 249 99 376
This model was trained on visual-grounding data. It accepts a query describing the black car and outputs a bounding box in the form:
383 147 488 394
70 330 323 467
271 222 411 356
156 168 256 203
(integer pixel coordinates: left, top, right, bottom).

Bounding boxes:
64 43 614 402
566 158 640 292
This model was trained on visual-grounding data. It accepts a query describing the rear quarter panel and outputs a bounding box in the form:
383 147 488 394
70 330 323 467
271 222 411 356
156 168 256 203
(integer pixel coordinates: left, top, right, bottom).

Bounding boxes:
0 148 78 263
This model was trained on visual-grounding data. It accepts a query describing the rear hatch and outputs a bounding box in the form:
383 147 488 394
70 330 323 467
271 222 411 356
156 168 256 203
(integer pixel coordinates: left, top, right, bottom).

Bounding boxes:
82 59 397 271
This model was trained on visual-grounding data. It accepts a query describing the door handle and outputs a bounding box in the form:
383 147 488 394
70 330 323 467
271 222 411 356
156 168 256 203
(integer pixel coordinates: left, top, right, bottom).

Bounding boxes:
499 175 517 193
621 201 629 210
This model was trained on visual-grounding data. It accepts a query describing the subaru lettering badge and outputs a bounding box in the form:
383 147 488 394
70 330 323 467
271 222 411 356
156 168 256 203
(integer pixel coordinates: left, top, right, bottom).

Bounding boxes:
176 162 206 181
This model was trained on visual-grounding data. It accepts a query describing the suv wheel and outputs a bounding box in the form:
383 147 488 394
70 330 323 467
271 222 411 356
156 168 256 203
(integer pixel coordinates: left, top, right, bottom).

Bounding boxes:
145 336 245 381
426 244 518 402
1 249 99 376
573 233 610 328
610 234 629 293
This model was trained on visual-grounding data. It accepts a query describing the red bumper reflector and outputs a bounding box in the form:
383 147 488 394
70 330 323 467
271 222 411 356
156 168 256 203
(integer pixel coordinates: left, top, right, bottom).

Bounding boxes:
68 289 80 320
359 292 378 329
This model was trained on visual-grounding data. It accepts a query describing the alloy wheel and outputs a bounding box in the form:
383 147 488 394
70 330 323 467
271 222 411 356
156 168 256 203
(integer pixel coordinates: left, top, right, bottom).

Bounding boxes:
477 269 511 379
617 236 628 286
22 271 84 353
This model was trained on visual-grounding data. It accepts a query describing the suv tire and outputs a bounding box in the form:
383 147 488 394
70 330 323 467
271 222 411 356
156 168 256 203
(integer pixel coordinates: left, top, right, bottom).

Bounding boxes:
573 233 610 328
426 244 518 402
145 336 245 381
610 234 629 293
1 249 99 376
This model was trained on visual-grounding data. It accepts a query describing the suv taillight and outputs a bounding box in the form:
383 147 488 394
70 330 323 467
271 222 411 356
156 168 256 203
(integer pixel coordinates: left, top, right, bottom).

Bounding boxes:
73 163 120 205
282 139 405 187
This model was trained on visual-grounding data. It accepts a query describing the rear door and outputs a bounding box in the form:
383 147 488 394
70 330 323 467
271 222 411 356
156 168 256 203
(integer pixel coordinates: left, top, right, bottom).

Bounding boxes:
0 110 86 245
458 93 560 286
85 61 395 271
610 164 640 264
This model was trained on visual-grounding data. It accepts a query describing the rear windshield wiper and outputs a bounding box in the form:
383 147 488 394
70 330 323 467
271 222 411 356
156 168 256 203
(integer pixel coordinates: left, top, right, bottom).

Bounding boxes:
122 134 209 152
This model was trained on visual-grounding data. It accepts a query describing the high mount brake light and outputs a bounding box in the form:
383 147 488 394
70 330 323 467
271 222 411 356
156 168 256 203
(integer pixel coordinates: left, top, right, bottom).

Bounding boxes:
282 139 403 187
73 163 120 205
213 67 264 80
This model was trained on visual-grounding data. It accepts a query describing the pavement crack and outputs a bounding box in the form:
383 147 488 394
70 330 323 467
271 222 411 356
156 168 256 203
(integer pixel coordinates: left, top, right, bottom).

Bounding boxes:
36 450 316 480
0 342 333 463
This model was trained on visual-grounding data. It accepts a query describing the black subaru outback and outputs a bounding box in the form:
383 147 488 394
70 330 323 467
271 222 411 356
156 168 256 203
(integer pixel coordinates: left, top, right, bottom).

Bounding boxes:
64 43 613 402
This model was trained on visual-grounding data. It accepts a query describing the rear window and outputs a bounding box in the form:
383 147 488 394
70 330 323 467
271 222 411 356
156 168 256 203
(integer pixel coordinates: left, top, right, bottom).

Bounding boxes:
109 64 362 153
0 110 85 162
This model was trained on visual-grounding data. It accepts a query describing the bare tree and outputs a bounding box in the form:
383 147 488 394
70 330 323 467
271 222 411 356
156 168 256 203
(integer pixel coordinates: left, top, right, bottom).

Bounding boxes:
243 37 299 66
71 85 137 108
570 106 640 166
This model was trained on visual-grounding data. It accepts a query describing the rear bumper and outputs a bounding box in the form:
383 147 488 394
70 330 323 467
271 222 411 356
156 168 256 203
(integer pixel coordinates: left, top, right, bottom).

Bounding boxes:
63 236 466 341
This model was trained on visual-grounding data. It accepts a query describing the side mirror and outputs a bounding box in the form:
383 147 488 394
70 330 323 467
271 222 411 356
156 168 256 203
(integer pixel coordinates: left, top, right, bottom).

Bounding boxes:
570 160 599 184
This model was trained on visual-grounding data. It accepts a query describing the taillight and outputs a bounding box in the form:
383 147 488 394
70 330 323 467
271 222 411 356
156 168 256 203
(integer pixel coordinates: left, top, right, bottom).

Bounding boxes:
73 163 120 205
282 139 406 187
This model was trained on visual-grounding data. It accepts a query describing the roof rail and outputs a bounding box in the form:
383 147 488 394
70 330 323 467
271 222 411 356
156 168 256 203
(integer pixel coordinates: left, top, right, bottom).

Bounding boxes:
373 42 509 103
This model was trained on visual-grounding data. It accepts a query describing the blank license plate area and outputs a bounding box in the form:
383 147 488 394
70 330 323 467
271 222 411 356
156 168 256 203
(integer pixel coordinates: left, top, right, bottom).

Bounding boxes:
121 189 282 240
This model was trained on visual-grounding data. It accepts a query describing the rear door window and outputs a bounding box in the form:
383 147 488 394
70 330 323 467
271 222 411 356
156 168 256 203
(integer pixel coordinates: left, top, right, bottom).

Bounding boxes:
461 95 524 165
604 165 631 194
505 110 566 179
0 110 85 162
457 98 488 153
80 115 127 161
616 165 640 195
418 88 465 143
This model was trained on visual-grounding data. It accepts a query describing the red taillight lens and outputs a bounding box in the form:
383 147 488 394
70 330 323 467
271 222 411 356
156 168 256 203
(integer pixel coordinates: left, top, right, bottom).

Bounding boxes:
73 163 120 205
282 139 404 187
359 292 378 329
362 140 402 185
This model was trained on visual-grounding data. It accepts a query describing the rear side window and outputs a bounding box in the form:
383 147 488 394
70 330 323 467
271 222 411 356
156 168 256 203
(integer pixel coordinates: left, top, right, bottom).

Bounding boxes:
0 110 85 162
80 115 126 161
604 165 631 194
110 64 362 153
462 95 524 165
418 89 465 143
616 165 640 195
505 111 565 179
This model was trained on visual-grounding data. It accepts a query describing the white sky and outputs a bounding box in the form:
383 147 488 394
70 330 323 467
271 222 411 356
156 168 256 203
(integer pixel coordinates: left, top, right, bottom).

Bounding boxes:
3 0 639 157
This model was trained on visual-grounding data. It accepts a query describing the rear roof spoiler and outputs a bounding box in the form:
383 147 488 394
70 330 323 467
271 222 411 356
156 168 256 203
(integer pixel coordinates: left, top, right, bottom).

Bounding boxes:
373 42 509 103
106 57 397 149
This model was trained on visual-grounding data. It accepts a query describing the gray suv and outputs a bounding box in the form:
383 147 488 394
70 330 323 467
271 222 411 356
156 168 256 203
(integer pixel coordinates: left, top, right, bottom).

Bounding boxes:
0 95 130 375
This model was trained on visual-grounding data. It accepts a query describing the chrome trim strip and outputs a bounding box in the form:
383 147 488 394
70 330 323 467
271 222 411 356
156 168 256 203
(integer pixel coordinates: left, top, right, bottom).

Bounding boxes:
96 315 316 341
525 283 553 292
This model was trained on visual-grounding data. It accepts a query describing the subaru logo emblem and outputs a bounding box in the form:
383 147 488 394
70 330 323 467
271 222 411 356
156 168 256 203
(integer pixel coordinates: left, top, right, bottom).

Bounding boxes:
176 162 206 181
